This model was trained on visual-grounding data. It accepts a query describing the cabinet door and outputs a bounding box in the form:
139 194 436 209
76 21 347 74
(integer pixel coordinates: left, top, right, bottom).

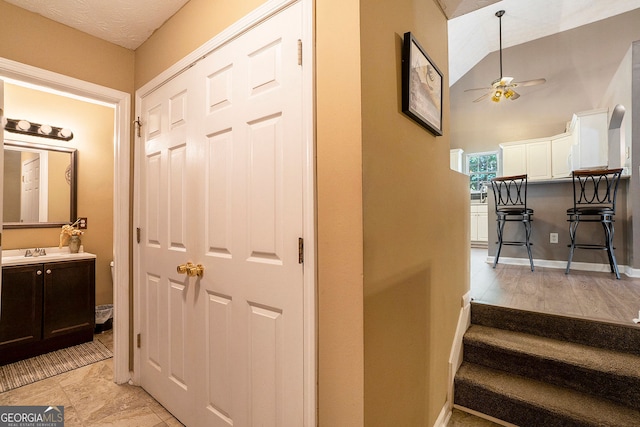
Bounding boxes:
42 260 95 339
470 206 478 241
526 141 552 180
552 135 573 178
477 206 489 242
501 144 527 177
577 112 608 168
0 265 43 349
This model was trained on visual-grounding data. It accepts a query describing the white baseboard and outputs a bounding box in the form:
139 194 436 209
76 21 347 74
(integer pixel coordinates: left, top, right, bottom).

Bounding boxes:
433 402 452 427
437 291 472 427
486 256 640 278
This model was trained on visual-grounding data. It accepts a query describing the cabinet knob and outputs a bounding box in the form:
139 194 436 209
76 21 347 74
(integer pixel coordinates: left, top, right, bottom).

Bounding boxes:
37 270 42 275
46 269 52 274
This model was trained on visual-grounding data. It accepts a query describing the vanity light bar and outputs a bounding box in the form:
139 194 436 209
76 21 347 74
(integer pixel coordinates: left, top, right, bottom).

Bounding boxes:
2 117 73 141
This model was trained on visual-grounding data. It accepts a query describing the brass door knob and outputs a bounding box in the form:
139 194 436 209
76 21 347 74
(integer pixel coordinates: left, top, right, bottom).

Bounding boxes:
177 262 204 278
186 263 204 278
177 264 188 274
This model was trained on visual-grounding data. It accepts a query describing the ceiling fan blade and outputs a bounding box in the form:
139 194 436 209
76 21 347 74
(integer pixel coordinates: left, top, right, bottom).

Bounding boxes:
464 86 493 92
512 78 546 87
473 92 492 103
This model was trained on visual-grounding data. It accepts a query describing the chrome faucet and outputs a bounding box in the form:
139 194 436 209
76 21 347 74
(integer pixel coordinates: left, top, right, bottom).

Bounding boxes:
25 248 47 257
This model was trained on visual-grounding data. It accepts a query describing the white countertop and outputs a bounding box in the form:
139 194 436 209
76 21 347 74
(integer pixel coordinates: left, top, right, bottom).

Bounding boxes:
2 247 96 267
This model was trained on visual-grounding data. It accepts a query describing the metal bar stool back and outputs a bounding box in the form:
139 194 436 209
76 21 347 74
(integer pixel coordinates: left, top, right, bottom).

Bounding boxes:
490 174 534 271
566 168 623 279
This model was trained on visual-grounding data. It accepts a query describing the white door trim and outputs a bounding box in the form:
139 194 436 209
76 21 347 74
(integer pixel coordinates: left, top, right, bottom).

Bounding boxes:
0 57 131 384
133 0 316 424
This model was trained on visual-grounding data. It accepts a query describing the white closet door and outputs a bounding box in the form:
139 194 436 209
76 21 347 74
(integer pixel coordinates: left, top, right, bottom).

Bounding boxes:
138 3 305 426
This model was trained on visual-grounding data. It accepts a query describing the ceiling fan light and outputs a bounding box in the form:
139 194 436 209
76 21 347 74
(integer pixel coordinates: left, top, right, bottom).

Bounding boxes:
504 88 515 99
491 90 502 102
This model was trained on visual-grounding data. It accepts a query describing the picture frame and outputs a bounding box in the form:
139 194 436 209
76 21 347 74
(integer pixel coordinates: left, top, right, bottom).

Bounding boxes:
402 32 443 136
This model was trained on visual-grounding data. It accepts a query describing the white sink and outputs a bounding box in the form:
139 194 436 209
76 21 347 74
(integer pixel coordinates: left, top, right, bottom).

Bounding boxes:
2 247 96 266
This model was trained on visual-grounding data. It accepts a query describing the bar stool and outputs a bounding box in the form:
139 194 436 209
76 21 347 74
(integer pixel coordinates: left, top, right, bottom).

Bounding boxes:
490 174 534 271
566 168 623 279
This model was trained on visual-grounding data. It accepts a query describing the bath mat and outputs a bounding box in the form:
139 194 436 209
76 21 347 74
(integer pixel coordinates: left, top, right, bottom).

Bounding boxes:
0 340 113 393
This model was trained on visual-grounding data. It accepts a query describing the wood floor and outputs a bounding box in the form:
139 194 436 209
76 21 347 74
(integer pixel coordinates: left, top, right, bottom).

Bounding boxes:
470 248 640 325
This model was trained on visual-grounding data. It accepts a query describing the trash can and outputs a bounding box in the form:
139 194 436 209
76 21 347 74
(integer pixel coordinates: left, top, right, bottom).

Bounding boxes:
95 304 114 333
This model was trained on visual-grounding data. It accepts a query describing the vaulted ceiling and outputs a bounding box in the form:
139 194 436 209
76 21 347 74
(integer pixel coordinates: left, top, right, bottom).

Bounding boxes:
440 0 640 85
435 0 640 156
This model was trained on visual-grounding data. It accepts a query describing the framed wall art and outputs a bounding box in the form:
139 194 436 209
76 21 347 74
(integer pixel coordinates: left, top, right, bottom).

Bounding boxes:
402 32 443 136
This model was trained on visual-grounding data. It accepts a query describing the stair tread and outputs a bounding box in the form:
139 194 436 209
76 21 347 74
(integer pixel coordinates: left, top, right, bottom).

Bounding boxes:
465 324 640 379
457 362 640 425
470 301 640 355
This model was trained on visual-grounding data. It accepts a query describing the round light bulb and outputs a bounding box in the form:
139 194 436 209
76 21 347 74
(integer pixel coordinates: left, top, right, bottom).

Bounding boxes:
39 124 52 134
17 120 31 130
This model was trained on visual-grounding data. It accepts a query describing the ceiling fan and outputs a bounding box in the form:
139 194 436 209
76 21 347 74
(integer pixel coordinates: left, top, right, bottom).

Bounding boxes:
465 10 546 103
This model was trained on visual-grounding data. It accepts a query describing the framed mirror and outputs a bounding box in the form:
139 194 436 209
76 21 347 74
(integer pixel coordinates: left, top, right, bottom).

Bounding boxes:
3 139 77 229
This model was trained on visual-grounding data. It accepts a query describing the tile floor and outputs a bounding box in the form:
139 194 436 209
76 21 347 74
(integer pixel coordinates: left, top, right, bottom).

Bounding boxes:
0 331 183 427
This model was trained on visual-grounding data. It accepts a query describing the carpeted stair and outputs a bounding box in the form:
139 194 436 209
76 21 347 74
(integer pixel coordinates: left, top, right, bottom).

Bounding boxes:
454 302 640 426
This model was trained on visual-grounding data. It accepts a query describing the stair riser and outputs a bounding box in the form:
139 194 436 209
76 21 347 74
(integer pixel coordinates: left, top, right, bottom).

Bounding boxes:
455 379 605 427
471 303 640 355
464 341 640 410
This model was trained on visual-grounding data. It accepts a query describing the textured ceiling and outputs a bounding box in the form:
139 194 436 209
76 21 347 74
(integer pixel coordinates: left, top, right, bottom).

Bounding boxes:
444 0 640 85
3 0 189 49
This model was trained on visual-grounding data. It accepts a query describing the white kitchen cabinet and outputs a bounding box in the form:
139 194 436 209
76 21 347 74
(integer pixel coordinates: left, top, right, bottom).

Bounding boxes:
571 109 608 170
500 108 610 181
526 140 552 180
501 144 527 177
552 133 573 178
471 204 488 243
500 139 551 180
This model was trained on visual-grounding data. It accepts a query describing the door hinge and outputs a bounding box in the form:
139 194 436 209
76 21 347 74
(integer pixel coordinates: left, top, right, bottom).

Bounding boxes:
297 39 302 66
298 237 304 264
136 227 141 243
134 117 142 138
137 333 141 348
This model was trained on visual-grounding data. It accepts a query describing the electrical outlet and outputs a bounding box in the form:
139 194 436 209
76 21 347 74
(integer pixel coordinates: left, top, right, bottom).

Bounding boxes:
78 217 88 229
550 233 558 244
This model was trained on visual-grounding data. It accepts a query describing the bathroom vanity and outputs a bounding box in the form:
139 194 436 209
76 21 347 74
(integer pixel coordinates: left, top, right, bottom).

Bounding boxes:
0 249 96 365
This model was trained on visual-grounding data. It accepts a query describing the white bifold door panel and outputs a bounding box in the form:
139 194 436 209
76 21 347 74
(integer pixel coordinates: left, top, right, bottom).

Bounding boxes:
138 3 304 426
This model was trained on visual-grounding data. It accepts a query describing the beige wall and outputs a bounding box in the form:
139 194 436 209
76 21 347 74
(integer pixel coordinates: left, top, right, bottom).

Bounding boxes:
0 0 134 95
316 0 365 424
3 84 116 306
360 0 469 425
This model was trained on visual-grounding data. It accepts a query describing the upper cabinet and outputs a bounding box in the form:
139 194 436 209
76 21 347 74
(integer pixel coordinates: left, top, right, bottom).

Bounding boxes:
500 138 551 180
551 134 574 178
570 109 609 170
500 109 608 180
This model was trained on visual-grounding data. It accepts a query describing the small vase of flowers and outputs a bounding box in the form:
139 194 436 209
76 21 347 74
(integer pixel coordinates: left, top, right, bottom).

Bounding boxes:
60 218 84 253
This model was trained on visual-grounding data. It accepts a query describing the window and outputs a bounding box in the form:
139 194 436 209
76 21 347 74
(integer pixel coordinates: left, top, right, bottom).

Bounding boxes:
466 151 499 192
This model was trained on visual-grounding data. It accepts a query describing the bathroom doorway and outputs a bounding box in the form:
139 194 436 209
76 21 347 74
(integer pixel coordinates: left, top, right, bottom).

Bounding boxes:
0 58 131 384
